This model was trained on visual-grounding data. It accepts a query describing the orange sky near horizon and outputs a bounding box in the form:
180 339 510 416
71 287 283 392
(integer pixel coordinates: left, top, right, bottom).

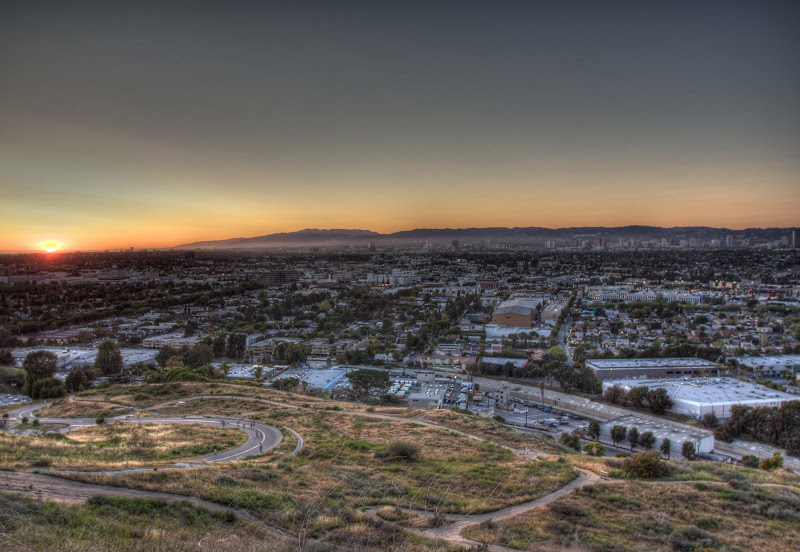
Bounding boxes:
3 158 798 252
2 2 798 252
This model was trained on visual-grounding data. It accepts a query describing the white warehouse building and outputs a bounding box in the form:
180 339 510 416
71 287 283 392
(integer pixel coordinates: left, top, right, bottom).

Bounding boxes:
602 377 798 419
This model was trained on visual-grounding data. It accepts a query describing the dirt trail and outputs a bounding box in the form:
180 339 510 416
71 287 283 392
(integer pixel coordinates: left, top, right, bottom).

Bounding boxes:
0 471 288 537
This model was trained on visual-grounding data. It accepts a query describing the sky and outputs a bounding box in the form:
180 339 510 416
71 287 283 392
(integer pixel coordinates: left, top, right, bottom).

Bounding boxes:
1 1 798 251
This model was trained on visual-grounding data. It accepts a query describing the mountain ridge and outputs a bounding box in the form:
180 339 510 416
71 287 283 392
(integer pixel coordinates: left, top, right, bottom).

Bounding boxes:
173 226 794 249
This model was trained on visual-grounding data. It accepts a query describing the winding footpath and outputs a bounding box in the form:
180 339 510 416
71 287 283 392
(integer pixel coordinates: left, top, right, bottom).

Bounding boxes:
7 393 760 551
5 401 285 470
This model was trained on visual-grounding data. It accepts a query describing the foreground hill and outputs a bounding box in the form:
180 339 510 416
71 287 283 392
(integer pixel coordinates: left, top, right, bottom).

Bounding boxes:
1 382 799 551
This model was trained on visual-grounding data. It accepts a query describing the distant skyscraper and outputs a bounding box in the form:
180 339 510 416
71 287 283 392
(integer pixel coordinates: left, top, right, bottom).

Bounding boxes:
793 229 798 249
726 235 733 248
452 239 459 251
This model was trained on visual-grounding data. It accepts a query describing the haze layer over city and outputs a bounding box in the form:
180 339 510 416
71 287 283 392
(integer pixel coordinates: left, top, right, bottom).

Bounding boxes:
1 2 799 552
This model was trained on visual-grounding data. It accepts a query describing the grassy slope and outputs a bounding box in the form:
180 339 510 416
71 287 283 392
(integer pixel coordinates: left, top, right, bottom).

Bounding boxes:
463 480 800 551
0 424 246 470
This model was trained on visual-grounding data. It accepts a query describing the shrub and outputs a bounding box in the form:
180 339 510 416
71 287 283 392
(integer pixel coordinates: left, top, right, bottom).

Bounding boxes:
550 501 588 517
21 416 29 425
214 476 240 487
759 452 783 471
558 432 581 451
96 416 106 425
583 442 606 457
621 451 671 479
741 454 759 469
492 415 506 424
386 442 420 461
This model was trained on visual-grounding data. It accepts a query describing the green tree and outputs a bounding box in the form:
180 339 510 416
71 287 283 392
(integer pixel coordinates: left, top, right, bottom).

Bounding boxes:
253 366 264 381
32 377 66 399
95 340 123 376
640 431 656 450
610 425 627 447
272 376 299 391
604 384 627 405
627 386 649 408
23 350 58 397
587 420 601 441
212 334 228 357
346 368 390 402
628 427 640 451
155 346 180 367
65 368 93 393
0 348 14 366
701 412 719 429
660 437 672 459
682 441 696 460
547 346 568 363
646 388 674 415
558 432 581 451
184 343 213 369
226 332 247 359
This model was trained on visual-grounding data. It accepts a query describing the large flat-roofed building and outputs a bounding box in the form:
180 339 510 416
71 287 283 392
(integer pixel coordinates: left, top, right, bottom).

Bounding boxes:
729 355 800 378
585 357 719 380
602 377 798 419
408 384 447 409
600 414 714 455
141 332 202 350
491 298 538 327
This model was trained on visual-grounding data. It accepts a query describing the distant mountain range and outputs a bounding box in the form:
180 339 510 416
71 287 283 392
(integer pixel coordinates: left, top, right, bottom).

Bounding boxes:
174 226 795 249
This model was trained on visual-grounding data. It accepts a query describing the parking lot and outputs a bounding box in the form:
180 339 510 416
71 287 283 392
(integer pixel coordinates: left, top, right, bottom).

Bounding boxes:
0 394 30 407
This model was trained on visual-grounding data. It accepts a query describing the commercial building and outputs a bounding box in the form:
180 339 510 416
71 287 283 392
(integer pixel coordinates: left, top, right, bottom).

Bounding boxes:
408 384 447 409
602 377 797 418
540 301 568 325
491 298 538 327
729 355 800 378
586 358 719 381
141 332 202 349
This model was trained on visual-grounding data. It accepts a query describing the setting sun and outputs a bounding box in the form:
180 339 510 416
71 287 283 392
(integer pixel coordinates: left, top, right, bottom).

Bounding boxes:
42 240 59 253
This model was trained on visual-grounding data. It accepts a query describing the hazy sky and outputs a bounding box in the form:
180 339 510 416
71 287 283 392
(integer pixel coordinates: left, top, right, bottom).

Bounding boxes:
1 1 798 250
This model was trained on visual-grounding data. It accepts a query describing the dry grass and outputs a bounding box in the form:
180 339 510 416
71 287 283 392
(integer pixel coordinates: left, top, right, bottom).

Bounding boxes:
36 399 132 419
0 423 246 470
50 398 577 536
463 480 800 551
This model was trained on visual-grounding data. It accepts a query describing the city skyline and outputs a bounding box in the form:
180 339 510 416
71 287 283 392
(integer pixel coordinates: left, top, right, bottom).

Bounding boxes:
2 1 799 251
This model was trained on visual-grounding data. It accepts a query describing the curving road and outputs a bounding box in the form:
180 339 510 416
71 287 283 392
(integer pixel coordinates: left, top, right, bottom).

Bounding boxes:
4 402 284 470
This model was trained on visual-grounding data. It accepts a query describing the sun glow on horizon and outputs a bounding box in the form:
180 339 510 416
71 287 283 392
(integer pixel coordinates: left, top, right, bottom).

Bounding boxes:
42 240 59 253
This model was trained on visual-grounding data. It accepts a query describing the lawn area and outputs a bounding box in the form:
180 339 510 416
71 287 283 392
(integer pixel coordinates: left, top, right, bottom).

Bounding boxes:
0 423 246 470
463 480 800 551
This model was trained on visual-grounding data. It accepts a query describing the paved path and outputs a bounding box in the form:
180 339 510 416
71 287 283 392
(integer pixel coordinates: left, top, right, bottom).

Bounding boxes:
4 402 285 471
363 469 599 551
0 471 288 538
